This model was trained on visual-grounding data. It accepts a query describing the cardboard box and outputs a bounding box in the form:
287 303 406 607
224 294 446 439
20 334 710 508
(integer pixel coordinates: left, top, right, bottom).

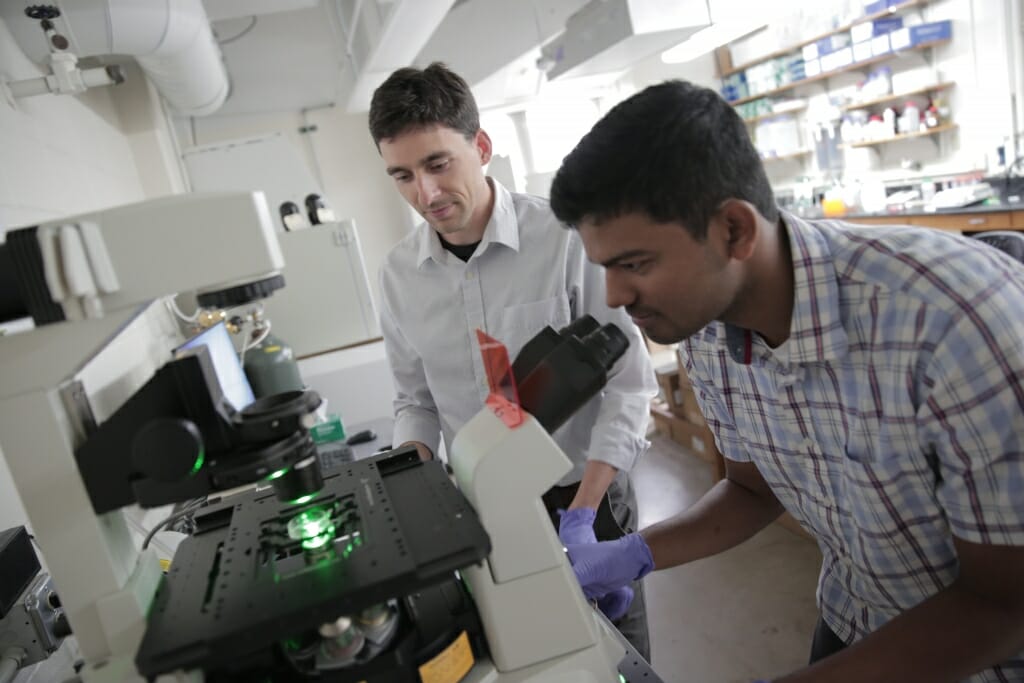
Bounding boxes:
909 20 952 46
651 402 726 480
852 40 874 62
863 0 901 14
871 33 891 56
890 21 950 51
850 16 903 43
655 366 704 424
816 33 851 57
820 46 853 71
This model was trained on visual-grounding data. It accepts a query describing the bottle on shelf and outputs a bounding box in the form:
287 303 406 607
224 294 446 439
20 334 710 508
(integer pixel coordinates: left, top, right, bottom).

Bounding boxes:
882 107 897 137
899 101 921 135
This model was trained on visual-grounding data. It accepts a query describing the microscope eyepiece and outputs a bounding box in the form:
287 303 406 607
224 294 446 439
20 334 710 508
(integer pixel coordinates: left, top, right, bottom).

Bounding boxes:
579 323 628 371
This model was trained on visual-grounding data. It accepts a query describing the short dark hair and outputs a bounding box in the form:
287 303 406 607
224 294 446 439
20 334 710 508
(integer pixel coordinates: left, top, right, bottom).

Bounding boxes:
549 80 778 240
368 62 479 146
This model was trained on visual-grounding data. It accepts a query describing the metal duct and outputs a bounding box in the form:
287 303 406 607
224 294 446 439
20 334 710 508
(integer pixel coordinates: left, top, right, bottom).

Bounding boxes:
0 0 229 116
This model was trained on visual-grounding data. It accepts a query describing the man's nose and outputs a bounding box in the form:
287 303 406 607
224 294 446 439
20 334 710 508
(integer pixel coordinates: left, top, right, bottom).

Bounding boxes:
605 269 634 310
416 175 442 205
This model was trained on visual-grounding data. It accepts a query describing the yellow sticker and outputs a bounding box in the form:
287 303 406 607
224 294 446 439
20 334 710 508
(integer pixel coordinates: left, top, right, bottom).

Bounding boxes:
418 631 474 683
263 345 282 353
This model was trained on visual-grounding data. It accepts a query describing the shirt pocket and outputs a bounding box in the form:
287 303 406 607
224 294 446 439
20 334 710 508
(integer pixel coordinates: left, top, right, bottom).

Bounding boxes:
492 294 572 358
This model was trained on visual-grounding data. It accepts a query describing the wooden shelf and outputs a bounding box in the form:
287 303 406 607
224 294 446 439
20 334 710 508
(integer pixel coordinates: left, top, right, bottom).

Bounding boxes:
722 0 929 77
742 104 808 124
842 122 957 148
841 82 954 111
761 149 812 162
728 39 950 107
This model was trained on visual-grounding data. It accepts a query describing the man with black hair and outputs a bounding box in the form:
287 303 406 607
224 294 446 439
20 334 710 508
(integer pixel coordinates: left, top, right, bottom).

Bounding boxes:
549 79 1024 682
367 63 657 658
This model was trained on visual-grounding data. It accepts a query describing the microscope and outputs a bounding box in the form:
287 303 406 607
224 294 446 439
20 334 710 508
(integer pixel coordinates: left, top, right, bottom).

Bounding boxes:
0 192 660 682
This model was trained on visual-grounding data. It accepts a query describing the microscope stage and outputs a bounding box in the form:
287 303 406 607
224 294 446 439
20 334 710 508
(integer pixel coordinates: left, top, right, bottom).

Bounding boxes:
136 450 490 678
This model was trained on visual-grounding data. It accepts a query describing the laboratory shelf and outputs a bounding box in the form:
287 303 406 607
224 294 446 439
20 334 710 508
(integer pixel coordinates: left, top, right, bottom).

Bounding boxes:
761 149 813 162
742 104 808 125
728 39 950 107
721 0 929 78
842 122 957 148
840 81 954 111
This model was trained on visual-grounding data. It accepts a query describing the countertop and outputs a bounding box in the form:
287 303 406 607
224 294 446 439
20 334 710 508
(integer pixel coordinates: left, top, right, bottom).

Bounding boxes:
843 201 1024 220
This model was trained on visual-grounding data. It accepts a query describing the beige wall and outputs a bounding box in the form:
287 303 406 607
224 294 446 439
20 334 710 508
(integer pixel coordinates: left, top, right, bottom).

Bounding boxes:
188 106 415 307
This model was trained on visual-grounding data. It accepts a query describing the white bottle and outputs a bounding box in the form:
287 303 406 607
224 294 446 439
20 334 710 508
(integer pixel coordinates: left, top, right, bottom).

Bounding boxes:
900 101 921 135
921 178 937 204
882 107 897 138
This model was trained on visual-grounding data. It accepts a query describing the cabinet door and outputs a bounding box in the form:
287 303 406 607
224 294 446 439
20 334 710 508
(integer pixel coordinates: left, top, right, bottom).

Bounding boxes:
261 220 380 358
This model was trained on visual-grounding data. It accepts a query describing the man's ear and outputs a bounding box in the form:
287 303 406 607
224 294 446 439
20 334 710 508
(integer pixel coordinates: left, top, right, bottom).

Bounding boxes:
475 129 493 166
714 199 760 262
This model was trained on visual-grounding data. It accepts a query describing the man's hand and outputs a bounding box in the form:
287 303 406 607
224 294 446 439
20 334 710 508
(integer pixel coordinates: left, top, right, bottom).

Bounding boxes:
566 532 654 600
400 440 433 461
558 507 598 546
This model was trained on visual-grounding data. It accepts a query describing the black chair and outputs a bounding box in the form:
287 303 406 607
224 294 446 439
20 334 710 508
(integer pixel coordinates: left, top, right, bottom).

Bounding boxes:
974 230 1024 264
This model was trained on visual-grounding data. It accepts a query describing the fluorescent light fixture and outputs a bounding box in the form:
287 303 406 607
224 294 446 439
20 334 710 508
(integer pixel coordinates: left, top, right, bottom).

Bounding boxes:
661 19 767 64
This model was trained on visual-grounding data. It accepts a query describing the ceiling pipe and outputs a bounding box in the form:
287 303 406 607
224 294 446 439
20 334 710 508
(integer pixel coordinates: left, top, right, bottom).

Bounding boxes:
0 0 229 117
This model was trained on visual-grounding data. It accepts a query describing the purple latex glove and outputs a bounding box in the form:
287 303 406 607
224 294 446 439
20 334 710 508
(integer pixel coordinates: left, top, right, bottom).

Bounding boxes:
559 508 636 621
566 532 654 600
558 507 598 546
596 584 634 621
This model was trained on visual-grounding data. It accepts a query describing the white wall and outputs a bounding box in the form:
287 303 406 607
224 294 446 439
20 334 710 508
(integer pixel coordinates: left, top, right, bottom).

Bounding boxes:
0 19 149 231
188 107 415 307
0 16 182 533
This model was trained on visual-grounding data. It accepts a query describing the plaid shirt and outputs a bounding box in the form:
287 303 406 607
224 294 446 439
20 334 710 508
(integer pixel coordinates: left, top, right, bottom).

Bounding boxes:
682 212 1024 682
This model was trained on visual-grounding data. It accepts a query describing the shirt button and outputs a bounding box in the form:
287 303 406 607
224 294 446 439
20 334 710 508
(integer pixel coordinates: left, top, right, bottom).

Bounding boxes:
465 271 474 280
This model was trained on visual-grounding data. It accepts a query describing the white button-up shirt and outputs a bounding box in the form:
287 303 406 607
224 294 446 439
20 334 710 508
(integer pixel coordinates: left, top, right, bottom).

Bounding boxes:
378 179 656 484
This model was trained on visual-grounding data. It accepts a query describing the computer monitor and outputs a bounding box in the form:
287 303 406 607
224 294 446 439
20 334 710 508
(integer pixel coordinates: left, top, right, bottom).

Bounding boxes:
175 323 255 411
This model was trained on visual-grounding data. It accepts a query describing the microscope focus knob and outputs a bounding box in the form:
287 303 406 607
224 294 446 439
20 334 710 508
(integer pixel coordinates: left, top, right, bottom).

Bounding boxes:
132 418 205 482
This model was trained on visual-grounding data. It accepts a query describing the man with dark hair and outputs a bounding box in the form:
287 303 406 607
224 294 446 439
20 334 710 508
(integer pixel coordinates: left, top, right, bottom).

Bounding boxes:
550 79 1024 682
368 62 657 658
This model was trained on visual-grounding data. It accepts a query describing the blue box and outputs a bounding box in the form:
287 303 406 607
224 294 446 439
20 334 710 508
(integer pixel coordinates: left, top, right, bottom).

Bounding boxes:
851 16 903 42
890 20 951 50
909 20 951 46
864 0 903 15
816 33 851 56
863 0 887 14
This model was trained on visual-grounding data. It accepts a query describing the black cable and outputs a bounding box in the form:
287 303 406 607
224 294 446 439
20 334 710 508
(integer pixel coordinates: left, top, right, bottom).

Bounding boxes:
141 498 206 550
217 16 258 45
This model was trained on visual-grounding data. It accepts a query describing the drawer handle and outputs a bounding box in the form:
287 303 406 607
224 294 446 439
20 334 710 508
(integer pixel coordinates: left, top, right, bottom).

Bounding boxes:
967 217 987 225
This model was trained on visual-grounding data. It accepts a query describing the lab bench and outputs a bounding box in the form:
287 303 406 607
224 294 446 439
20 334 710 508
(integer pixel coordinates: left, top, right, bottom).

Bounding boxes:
843 205 1024 232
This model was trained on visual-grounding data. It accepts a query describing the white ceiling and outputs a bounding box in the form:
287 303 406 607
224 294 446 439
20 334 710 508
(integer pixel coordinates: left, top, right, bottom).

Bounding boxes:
206 2 352 116
199 0 712 119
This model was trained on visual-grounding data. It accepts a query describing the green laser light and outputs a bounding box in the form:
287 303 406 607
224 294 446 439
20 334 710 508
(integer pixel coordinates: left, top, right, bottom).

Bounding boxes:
287 506 336 554
189 449 205 476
